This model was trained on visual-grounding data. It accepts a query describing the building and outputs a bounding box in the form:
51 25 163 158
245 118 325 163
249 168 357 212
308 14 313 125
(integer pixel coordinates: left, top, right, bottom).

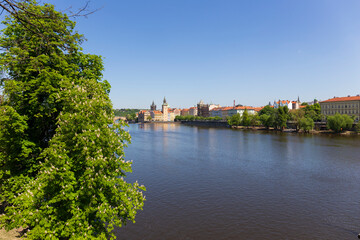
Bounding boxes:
162 97 169 121
197 100 209 117
227 106 255 118
181 108 190 116
138 110 151 122
150 101 156 111
273 100 292 109
139 97 176 122
320 95 360 121
210 107 223 118
150 110 163 121
197 100 220 117
291 97 301 110
221 107 234 120
272 98 301 110
189 107 197 116
172 108 181 116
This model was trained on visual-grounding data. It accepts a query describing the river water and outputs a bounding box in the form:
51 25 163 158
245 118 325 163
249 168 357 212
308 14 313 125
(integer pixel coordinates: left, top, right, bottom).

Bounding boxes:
114 123 360 240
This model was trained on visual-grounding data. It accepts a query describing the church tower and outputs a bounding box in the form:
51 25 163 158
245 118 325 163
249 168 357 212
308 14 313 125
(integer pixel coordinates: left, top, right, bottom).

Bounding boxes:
162 97 169 121
150 101 156 111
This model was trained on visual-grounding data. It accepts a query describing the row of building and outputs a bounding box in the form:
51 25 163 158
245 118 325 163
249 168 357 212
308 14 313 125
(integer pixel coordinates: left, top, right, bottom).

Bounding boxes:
138 95 360 123
138 98 302 122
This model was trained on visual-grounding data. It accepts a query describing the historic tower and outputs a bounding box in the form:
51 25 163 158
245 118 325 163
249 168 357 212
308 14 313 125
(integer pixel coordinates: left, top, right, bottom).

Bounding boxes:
150 101 156 111
162 97 169 121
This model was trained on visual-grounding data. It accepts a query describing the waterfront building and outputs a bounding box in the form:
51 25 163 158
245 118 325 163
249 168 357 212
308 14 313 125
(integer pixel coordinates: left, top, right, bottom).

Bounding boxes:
138 97 175 122
320 95 360 121
172 108 181 116
150 110 163 121
227 106 255 118
189 107 197 116
220 107 234 120
138 110 151 122
197 100 220 117
181 108 190 116
168 111 175 121
150 101 156 111
197 100 210 117
162 97 169 121
210 107 224 118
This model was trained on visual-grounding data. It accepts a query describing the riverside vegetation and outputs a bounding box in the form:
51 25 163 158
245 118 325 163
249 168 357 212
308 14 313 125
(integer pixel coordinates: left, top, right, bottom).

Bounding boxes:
0 1 145 239
227 104 360 134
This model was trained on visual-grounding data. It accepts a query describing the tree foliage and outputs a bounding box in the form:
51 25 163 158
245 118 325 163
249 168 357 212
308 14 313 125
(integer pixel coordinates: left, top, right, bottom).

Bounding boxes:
259 114 273 129
274 106 290 129
175 115 222 121
241 109 251 126
327 113 354 132
258 105 275 116
304 103 322 122
299 117 314 133
227 113 241 126
290 109 305 131
0 2 145 239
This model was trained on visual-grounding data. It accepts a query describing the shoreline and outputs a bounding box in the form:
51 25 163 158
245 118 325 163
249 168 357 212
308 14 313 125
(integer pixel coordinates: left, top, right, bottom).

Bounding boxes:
230 125 360 135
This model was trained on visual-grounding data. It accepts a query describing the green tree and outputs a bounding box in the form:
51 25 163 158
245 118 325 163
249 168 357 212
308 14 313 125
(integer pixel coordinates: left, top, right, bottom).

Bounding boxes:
126 112 137 121
249 113 260 126
241 109 251 126
274 106 290 130
259 114 274 129
258 105 275 116
327 113 354 132
228 113 241 126
290 109 305 131
0 2 144 239
304 103 322 122
299 117 314 133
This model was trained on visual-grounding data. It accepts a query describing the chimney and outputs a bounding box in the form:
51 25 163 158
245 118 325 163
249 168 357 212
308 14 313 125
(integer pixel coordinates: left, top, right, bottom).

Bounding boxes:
233 100 235 108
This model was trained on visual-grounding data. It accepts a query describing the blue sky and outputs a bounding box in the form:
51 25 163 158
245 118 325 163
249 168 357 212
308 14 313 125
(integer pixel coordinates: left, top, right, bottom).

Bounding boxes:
33 1 360 108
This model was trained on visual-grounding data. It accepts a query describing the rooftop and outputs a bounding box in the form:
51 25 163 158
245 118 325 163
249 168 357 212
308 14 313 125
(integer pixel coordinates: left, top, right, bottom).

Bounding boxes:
320 95 360 103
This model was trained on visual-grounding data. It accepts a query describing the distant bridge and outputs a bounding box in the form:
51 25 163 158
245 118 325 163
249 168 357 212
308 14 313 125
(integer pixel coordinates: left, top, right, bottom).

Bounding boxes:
114 116 126 122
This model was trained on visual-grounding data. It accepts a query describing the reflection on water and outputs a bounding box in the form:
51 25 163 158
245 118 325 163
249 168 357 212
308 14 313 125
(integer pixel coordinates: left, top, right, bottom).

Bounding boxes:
115 123 360 240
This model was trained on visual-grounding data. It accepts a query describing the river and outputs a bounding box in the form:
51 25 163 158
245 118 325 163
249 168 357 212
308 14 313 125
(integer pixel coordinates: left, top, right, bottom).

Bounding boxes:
114 123 360 239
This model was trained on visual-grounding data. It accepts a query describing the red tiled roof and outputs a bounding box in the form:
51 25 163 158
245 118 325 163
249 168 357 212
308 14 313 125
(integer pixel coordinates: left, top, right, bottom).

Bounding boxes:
320 96 360 103
234 106 255 110
277 100 290 104
254 107 264 112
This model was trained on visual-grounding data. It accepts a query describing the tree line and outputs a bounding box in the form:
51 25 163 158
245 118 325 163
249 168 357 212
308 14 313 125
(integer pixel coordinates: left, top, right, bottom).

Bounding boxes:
228 104 359 133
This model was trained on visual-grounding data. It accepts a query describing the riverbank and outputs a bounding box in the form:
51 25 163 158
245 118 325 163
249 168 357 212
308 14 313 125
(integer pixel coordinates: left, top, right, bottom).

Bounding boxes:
181 120 228 128
230 125 360 135
176 120 360 135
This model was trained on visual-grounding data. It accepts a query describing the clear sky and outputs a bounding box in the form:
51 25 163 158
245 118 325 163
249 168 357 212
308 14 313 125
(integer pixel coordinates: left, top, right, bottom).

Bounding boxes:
29 1 360 108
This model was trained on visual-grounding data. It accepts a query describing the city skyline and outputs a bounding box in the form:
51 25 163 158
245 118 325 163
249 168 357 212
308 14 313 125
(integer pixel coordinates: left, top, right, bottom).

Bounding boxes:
40 0 360 108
